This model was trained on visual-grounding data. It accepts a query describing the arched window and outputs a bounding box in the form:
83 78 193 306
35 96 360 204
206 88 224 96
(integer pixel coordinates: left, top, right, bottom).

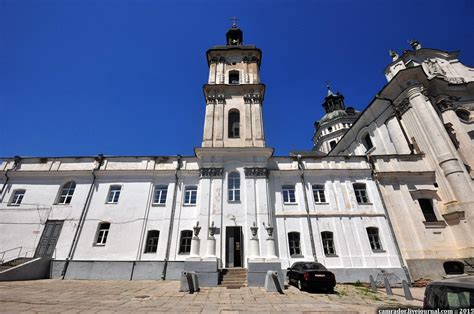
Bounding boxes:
353 183 369 204
144 230 160 253
288 232 301 257
418 198 438 222
329 140 337 149
321 231 336 256
95 222 110 245
179 230 193 254
229 70 239 84
228 172 240 202
228 110 240 138
57 181 76 204
366 227 383 251
362 133 374 151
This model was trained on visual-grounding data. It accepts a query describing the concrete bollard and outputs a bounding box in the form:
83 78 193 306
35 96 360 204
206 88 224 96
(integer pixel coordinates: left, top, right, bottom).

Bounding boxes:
402 280 413 301
369 275 377 292
383 277 393 296
264 270 283 294
179 271 200 293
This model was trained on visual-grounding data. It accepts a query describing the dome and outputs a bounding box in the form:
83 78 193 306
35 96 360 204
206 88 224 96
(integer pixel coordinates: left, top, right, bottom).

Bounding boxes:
318 108 359 126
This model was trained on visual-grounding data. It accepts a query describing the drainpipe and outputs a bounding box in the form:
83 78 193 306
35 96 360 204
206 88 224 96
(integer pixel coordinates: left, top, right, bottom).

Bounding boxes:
0 156 21 202
161 155 182 280
296 155 318 262
366 155 412 283
375 95 414 154
61 154 104 279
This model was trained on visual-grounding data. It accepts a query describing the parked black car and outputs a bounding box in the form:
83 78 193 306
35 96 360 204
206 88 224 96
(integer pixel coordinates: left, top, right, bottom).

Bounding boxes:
287 262 336 292
423 276 474 310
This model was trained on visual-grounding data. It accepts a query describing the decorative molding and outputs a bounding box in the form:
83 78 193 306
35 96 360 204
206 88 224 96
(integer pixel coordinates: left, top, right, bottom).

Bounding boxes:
243 93 262 104
445 77 466 85
250 222 258 237
244 167 269 178
216 94 225 104
394 98 411 115
437 99 455 112
199 167 224 178
206 95 217 104
423 58 446 77
210 57 219 64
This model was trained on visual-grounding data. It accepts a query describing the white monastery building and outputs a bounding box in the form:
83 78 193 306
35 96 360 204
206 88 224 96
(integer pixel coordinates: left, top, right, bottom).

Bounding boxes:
1 25 473 285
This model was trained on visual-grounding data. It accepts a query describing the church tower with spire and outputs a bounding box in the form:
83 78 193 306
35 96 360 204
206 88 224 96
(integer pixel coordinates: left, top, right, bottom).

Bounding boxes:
201 21 266 148
312 85 360 154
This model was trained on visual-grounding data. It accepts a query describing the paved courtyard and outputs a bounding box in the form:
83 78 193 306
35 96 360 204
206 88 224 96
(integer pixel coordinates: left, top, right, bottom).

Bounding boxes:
0 279 423 313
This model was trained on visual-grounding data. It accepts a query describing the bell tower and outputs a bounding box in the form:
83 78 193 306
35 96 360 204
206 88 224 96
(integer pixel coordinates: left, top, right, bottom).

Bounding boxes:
201 22 266 148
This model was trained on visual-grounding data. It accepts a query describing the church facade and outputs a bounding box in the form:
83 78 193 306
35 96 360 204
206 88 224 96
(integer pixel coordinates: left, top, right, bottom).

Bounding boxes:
0 25 472 284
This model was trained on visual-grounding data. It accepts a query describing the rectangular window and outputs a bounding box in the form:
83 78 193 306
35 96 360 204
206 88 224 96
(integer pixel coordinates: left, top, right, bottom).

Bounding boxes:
321 231 336 256
144 230 160 253
153 185 168 205
288 232 301 257
366 227 383 251
9 189 26 206
228 172 240 202
184 186 197 205
179 230 193 254
96 223 110 245
107 185 121 204
57 181 76 204
418 198 438 222
282 185 296 204
353 183 369 204
312 184 326 203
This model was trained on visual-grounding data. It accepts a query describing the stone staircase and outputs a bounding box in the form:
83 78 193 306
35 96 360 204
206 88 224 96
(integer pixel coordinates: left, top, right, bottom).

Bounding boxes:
220 268 247 289
0 258 33 273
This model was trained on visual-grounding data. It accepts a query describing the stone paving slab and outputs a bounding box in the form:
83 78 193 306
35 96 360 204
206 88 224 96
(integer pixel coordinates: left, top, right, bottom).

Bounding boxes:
0 280 423 313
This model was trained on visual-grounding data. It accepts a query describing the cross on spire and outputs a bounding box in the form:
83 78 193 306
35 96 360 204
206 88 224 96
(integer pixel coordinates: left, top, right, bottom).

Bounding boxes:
229 16 239 27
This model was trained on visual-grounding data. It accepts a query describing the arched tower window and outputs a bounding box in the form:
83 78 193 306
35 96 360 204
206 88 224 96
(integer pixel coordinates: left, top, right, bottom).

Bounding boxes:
362 133 374 151
229 70 239 84
228 110 240 138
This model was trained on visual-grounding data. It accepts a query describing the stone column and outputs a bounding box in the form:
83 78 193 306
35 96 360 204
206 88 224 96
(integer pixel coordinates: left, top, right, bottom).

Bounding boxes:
398 86 473 214
385 115 410 154
264 222 277 259
190 221 201 259
202 97 215 147
248 222 260 258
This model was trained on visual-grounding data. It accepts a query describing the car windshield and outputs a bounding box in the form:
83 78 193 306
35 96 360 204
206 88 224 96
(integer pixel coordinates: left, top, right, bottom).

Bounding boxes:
302 263 327 270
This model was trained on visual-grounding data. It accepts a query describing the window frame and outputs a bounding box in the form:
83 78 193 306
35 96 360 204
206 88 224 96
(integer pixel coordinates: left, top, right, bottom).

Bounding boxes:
106 185 122 204
282 185 297 204
228 172 241 202
312 184 327 204
353 183 370 204
56 181 76 205
228 110 240 139
183 185 198 205
321 231 337 256
418 198 438 222
288 232 302 257
153 185 168 205
95 222 110 246
144 230 160 253
178 230 193 254
366 227 384 252
9 189 26 206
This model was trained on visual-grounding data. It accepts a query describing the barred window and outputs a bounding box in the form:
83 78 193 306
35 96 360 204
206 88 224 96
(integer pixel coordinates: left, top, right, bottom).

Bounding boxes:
282 185 296 204
107 185 122 204
184 186 197 205
312 184 326 203
57 181 76 204
288 232 301 257
153 185 168 205
353 183 369 204
179 230 193 254
321 231 336 256
144 230 160 253
366 227 383 251
228 172 240 202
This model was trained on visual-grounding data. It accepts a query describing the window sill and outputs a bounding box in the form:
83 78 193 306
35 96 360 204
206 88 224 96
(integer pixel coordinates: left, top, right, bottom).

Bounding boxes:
178 252 190 255
315 202 329 205
152 203 166 207
183 204 196 206
357 203 373 206
7 204 20 207
93 244 106 247
371 249 386 253
365 147 376 154
423 220 447 228
290 254 304 258
105 202 118 205
143 252 157 254
228 200 241 204
324 254 339 258
284 202 298 205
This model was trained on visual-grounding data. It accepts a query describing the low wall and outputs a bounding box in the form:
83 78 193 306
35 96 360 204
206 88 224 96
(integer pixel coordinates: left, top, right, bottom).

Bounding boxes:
0 258 51 281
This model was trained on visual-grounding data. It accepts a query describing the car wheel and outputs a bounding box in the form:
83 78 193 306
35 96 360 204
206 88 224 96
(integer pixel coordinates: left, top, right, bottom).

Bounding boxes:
297 280 305 291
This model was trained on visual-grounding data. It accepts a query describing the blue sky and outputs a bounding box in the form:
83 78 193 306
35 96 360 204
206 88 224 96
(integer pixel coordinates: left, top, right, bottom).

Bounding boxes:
1 0 473 157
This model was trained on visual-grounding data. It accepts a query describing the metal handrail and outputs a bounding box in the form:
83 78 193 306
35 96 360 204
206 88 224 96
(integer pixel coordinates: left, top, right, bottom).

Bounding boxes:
0 246 22 264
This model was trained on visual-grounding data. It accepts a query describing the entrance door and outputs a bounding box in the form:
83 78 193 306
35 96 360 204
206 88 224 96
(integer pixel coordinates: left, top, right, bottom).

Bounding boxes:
226 226 243 268
34 220 63 258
